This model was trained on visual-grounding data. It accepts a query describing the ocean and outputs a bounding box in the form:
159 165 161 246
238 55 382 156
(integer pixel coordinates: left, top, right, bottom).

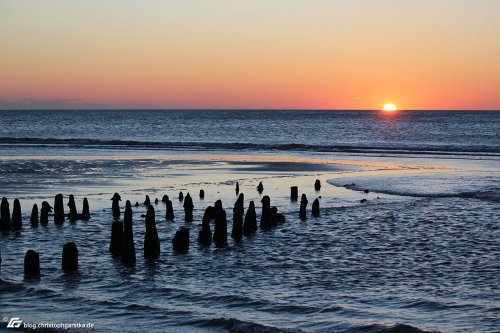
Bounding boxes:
0 110 498 333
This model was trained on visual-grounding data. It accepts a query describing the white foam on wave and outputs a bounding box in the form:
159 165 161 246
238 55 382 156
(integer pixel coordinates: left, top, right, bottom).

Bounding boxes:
328 171 500 203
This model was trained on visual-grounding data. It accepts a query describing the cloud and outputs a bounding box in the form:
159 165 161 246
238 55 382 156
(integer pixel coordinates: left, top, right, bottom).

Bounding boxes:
0 98 115 110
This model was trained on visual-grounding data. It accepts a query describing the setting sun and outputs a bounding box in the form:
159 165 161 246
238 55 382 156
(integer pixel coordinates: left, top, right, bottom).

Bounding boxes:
382 103 398 111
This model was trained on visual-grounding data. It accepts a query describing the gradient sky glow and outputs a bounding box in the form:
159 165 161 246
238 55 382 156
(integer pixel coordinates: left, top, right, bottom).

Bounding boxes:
1 0 499 110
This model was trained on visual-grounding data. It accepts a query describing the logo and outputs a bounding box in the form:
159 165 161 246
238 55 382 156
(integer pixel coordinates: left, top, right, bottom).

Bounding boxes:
6 317 22 328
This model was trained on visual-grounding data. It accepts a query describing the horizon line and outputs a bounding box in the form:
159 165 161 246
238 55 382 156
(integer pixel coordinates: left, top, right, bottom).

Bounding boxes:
1 108 500 112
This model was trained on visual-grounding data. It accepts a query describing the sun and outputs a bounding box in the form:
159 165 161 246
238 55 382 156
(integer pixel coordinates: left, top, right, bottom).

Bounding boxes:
382 103 398 111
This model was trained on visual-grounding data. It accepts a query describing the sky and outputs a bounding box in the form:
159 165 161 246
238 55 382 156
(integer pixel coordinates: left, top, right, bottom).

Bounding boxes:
1 0 499 110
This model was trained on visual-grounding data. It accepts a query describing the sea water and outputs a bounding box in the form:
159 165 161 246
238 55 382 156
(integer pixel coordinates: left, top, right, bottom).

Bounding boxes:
0 110 498 332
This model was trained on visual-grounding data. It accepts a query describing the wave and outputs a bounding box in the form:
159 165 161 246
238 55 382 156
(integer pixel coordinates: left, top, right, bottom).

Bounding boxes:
0 137 499 156
331 181 500 203
191 318 437 333
348 323 438 333
192 318 306 333
0 278 26 293
399 299 477 311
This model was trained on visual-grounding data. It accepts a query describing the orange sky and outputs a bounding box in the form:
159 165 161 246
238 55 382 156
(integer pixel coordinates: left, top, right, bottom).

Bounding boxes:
1 0 499 110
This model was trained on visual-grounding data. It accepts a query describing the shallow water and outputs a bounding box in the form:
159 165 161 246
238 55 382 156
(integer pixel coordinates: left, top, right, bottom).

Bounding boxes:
0 110 499 332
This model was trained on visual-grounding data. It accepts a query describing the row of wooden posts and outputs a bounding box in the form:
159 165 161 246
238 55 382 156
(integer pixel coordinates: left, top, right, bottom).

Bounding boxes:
1 180 322 278
0 194 90 231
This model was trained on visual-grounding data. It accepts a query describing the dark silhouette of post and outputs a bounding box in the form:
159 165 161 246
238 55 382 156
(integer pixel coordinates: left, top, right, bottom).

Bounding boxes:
62 242 78 272
111 193 121 219
213 200 227 245
183 193 194 222
178 191 184 202
198 206 213 245
30 204 39 228
312 198 320 217
81 198 90 220
299 194 308 219
291 186 298 201
231 193 244 241
12 199 22 231
257 182 264 193
172 227 190 252
260 196 272 229
54 194 65 225
314 179 321 191
165 197 175 220
144 206 160 259
235 182 240 194
155 198 159 205
24 250 40 277
67 194 78 221
276 212 286 223
40 201 52 226
0 197 11 230
162 195 169 203
109 218 123 257
270 206 278 227
199 189 205 199
144 195 151 206
243 201 257 235
121 200 136 265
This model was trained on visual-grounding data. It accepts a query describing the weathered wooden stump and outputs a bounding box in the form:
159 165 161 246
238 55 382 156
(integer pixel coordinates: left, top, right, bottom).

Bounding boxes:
213 200 227 245
111 193 121 219
257 182 264 193
40 201 52 226
183 193 194 222
314 179 321 191
312 198 320 217
24 250 40 277
290 186 298 201
299 194 308 219
144 206 160 259
11 199 22 230
62 242 78 272
121 200 136 265
243 201 257 235
172 227 190 252
30 204 39 228
198 206 213 245
81 198 90 220
54 194 65 225
0 197 11 230
231 193 244 241
260 196 272 230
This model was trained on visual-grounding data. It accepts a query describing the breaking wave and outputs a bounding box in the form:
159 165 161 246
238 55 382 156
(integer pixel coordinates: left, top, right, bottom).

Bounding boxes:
1 137 499 156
